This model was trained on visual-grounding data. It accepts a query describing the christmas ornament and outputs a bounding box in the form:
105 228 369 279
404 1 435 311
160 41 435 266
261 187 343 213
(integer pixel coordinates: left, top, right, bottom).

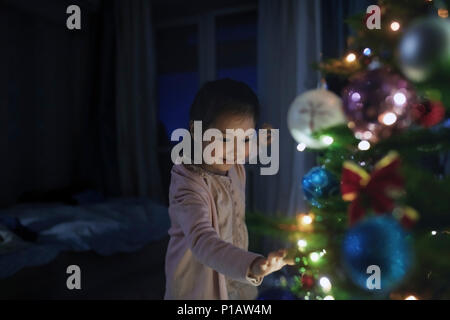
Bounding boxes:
342 68 417 143
341 151 404 225
257 288 297 300
287 89 346 149
392 206 420 229
411 100 446 128
341 216 413 292
302 167 340 208
398 18 450 83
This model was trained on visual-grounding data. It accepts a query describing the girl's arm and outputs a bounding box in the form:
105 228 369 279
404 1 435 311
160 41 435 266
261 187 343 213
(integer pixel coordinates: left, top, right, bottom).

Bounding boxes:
171 186 263 285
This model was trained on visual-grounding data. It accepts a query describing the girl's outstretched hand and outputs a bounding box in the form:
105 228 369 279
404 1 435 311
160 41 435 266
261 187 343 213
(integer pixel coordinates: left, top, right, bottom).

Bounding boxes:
249 249 295 278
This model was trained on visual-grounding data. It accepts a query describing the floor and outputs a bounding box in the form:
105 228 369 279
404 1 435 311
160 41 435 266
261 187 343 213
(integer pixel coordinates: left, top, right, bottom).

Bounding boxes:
0 236 169 300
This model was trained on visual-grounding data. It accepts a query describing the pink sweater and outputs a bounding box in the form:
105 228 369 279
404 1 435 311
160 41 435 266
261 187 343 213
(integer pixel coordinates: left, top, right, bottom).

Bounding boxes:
164 163 264 300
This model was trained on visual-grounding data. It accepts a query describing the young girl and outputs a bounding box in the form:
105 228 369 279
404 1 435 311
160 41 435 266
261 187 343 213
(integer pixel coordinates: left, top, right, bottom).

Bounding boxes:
164 79 293 300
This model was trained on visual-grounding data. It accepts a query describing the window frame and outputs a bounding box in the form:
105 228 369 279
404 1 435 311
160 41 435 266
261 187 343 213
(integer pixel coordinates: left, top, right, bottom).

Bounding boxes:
155 4 258 87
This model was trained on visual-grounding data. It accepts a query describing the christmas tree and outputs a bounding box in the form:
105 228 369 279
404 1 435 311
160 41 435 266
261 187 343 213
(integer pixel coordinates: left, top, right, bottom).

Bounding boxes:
251 0 450 300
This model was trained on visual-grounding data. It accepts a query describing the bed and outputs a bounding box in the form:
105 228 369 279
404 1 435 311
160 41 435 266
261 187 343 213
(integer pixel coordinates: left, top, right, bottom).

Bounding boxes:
0 197 170 299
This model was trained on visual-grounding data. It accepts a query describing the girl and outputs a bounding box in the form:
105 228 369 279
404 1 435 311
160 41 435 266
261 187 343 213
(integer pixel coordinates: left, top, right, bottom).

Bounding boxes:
164 79 293 300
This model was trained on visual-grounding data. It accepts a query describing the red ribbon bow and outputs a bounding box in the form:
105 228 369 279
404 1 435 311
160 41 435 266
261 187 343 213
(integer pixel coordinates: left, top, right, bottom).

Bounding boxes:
341 151 404 225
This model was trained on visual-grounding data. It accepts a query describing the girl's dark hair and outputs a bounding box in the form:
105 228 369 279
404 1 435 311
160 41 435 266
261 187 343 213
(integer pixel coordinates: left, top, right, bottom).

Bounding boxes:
189 78 260 129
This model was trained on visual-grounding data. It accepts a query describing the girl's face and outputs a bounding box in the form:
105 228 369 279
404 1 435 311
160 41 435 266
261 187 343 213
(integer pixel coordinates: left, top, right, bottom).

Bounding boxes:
200 113 255 175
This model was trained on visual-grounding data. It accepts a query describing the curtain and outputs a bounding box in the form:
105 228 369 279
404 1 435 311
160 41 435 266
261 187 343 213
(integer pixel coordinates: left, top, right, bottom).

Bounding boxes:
250 0 321 217
0 0 102 206
252 0 374 217
99 0 163 201
1 0 163 206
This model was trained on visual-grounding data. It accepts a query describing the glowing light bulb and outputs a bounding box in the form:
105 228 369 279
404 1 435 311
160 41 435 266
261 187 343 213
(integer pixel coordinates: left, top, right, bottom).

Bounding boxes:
323 295 335 300
380 112 398 126
346 53 357 63
363 131 373 140
302 215 313 225
321 135 334 146
363 48 372 56
358 140 371 151
319 277 332 292
431 230 437 236
310 252 320 262
438 9 449 18
405 295 418 300
351 92 361 102
390 21 401 31
297 142 307 152
393 92 407 106
297 239 308 249
297 213 314 232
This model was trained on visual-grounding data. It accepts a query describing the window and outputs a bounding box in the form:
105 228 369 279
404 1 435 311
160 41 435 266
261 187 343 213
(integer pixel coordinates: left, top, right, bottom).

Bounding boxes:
155 6 258 137
216 11 258 93
156 25 198 136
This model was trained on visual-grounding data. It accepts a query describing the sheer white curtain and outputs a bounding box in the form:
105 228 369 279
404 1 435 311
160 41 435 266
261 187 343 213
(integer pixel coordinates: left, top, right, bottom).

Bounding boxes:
250 0 322 217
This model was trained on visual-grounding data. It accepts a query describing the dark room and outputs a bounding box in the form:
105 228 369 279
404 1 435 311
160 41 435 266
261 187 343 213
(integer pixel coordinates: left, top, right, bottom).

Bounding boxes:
1 0 450 306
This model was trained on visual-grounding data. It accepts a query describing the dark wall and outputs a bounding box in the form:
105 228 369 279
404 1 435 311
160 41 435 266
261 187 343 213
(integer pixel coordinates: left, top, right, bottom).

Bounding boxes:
1 0 104 207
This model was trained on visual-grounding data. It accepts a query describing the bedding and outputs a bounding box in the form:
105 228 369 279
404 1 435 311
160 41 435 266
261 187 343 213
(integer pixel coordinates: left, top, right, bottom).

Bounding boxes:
0 198 170 279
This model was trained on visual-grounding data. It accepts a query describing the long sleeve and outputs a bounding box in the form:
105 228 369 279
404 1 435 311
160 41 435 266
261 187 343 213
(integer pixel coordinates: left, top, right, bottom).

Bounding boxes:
246 265 263 285
170 183 263 285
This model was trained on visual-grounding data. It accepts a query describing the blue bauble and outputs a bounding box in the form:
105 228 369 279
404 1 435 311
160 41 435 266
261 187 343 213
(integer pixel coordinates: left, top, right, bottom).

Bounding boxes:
257 288 297 300
341 216 413 293
301 166 339 208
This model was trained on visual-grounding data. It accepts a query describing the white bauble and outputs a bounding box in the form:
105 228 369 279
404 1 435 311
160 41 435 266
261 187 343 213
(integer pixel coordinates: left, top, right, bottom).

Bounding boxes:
287 89 345 149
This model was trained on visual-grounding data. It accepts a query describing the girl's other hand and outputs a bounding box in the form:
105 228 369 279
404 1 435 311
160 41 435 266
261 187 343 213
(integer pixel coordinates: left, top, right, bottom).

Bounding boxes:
249 249 295 278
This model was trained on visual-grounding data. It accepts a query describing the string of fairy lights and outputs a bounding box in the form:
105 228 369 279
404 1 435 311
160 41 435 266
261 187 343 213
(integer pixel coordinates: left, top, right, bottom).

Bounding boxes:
285 1 450 300
290 213 334 300
288 210 425 300
293 0 449 154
